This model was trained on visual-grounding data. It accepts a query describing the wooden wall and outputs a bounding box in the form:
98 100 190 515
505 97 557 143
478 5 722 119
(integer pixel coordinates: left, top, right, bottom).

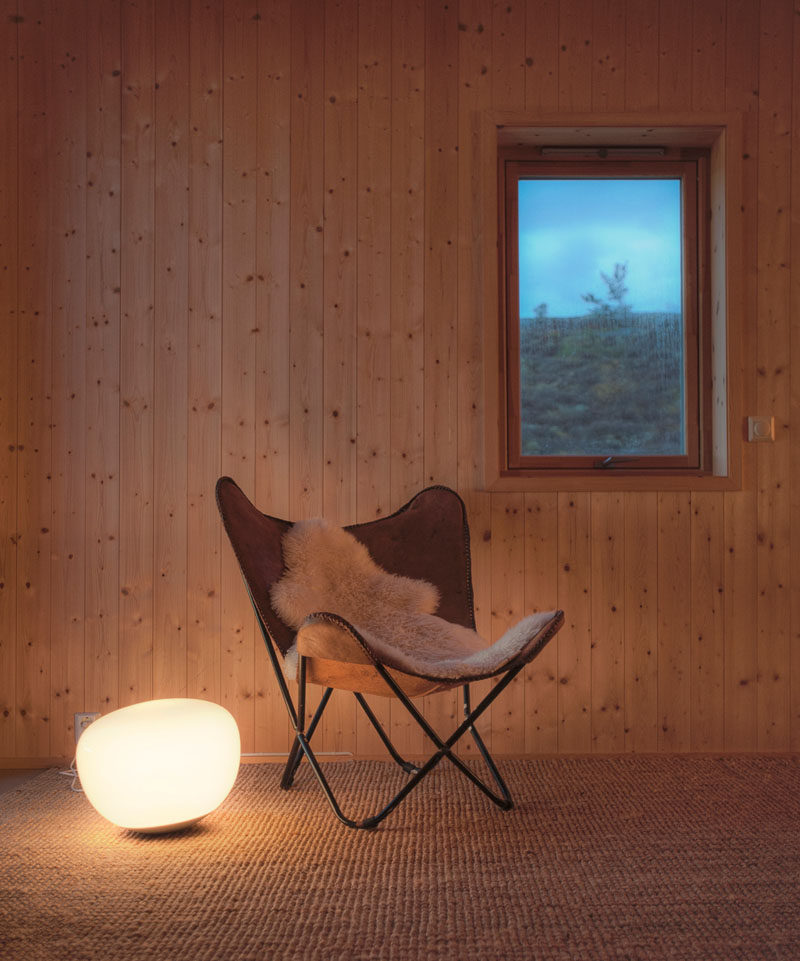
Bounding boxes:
1 0 799 762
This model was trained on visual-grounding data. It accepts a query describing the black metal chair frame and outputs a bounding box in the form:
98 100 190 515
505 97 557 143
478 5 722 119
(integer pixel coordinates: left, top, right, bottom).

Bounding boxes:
244 584 550 829
218 478 563 830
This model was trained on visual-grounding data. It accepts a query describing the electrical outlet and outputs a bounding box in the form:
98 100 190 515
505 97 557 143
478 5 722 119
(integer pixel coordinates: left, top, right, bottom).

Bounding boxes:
74 712 101 744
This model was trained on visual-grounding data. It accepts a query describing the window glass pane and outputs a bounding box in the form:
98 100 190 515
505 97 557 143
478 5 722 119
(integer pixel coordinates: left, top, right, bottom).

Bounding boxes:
517 178 684 458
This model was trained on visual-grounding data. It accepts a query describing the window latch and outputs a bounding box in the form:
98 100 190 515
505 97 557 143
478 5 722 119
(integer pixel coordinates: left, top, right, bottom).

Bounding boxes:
594 455 639 469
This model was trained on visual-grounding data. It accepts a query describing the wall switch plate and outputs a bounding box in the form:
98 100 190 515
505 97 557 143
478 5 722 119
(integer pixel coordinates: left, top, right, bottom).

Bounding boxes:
747 415 774 442
74 712 101 743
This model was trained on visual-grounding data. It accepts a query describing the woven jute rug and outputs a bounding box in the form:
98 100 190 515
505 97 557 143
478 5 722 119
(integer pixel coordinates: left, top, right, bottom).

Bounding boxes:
1 756 799 961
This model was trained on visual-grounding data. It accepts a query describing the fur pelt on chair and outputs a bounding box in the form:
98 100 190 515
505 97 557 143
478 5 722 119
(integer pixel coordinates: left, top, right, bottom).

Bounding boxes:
270 518 556 681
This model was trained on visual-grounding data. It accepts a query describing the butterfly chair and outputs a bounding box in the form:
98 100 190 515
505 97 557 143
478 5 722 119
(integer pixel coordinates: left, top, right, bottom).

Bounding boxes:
216 477 564 829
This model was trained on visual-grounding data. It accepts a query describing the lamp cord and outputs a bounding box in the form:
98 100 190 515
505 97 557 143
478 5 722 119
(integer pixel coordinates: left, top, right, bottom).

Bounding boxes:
58 757 83 793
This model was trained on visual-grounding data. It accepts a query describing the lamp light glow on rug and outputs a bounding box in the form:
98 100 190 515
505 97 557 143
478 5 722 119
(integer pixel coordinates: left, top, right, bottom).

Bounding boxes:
75 698 241 834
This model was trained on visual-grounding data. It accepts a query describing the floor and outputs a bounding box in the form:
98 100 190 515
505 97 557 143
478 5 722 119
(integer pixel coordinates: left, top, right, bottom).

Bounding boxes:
0 769 47 796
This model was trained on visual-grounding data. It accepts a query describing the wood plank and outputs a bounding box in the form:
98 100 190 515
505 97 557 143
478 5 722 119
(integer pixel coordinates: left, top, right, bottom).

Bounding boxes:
691 0 726 112
322 0 357 526
288 0 324 521
153 0 189 699
556 492 592 752
320 0 358 757
492 0 526 111
623 492 658 752
624 0 658 111
756 0 792 751
389 0 426 759
456 0 494 759
84 0 121 723
423 0 459 490
723 489 758 749
0 0 19 754
48 0 88 758
558 0 593 112
490 494 526 756
657 492 691 751
16 1 52 756
220 0 258 751
187 0 222 707
119 0 155 708
657 0 693 112
589 492 624 752
792 0 800 751
355 0 393 758
524 0 558 112
421 0 460 750
690 492 725 751
591 0 625 112
255 0 292 523
722 0 760 752
253 0 292 755
390 0 425 511
524 493 559 754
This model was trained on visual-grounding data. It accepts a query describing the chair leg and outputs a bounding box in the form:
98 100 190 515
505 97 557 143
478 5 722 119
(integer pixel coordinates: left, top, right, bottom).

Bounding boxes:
280 685 334 790
291 655 525 829
353 692 420 774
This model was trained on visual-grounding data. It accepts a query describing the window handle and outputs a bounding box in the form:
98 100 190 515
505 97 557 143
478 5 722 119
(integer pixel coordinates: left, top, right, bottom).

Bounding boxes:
594 455 639 469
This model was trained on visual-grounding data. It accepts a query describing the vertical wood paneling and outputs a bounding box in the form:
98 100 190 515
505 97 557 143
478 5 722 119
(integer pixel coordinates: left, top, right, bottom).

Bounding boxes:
390 0 425 509
623 493 658 752
590 492 624 752
0 0 19 754
723 0 760 751
289 0 324 521
756 0 792 750
119 0 155 709
524 493 559 753
354 0 393 755
389 0 425 757
84 0 121 721
318 0 358 756
153 0 189 698
49 0 88 758
658 0 693 111
220 0 258 750
591 0 625 112
458 0 494 757
256 0 292 522
557 492 592 752
254 0 292 752
490 494 526 755
17 4 53 756
187 0 222 706
5 0 800 763
624 0 657 111
524 0 558 111
792 0 800 750
691 493 725 750
692 0 726 112
424 0 459 490
657 493 691 751
422 0 460 745
558 0 593 111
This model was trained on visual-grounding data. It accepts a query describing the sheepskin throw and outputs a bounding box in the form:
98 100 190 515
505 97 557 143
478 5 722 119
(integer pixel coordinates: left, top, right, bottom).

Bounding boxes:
270 518 557 681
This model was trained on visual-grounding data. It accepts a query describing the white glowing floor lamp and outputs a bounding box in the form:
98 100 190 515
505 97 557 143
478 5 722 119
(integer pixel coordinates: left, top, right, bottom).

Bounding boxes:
76 698 241 834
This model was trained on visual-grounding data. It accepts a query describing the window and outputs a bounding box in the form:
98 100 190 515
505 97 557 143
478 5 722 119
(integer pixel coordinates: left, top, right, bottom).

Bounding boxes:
504 154 708 472
483 120 743 491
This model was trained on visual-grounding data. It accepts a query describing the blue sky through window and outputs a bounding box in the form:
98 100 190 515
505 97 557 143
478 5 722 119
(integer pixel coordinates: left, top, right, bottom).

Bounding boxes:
517 178 682 319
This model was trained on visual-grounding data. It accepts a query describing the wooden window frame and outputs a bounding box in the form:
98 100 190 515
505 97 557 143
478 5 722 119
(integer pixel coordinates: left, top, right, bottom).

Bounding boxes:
481 115 744 493
503 155 708 472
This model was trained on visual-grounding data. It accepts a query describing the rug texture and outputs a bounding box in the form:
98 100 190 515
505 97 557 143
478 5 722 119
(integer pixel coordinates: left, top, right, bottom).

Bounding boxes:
1 755 799 961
